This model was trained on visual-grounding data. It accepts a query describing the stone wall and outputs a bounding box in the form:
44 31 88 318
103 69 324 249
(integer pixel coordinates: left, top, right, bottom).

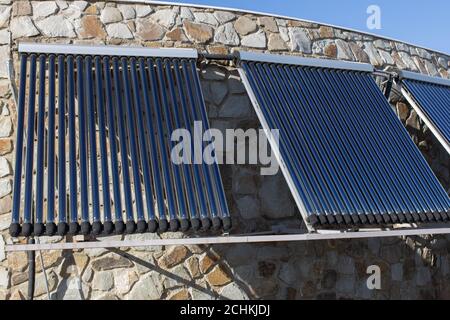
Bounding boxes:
0 0 449 300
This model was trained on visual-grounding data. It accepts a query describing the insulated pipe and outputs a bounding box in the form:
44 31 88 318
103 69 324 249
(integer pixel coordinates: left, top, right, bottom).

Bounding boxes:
163 59 200 231
138 58 168 232
112 57 135 234
95 57 114 235
46 55 57 236
67 56 78 235
120 58 146 233
22 54 37 237
85 56 102 235
129 58 157 232
10 54 28 237
57 55 68 236
27 238 36 300
172 59 207 230
189 60 232 230
103 57 124 234
34 55 47 236
147 58 179 232
76 56 91 236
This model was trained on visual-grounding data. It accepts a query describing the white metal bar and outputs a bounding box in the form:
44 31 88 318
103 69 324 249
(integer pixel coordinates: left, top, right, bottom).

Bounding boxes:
18 43 198 59
238 68 315 232
400 70 450 87
400 86 450 155
115 0 449 58
6 227 450 252
237 51 374 72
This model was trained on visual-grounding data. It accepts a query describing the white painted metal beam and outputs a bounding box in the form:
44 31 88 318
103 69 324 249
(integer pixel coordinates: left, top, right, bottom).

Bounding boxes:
400 70 450 87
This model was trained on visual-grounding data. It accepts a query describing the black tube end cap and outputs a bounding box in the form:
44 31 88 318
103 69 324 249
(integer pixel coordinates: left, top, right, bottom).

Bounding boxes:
115 221 125 235
80 222 91 236
180 219 190 232
222 217 232 232
212 217 222 231
170 219 180 232
201 218 211 231
9 223 21 238
34 223 45 237
21 223 33 237
58 222 68 236
126 221 136 234
69 222 80 236
191 218 201 232
148 220 158 233
103 221 114 235
46 223 57 237
158 220 169 233
92 222 103 236
137 220 147 234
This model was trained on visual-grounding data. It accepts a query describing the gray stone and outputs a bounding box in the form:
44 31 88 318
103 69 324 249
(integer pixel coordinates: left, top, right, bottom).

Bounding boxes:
106 23 133 39
322 270 337 289
202 65 227 81
278 263 296 285
364 42 384 66
219 95 253 118
0 157 10 177
114 270 138 295
56 1 68 10
425 60 439 77
0 235 5 262
234 16 257 36
92 271 114 291
123 233 163 252
82 266 93 283
100 7 122 24
0 46 9 78
72 0 88 11
398 51 419 71
0 6 10 28
232 167 257 195
35 271 58 296
33 2 58 19
0 29 10 45
336 39 354 61
379 50 394 65
11 16 40 39
0 267 8 288
128 272 163 300
36 15 76 38
0 116 11 137
336 274 355 294
226 244 257 266
0 215 9 231
241 31 267 49
391 263 403 281
415 267 431 286
180 7 194 20
279 26 289 42
163 264 191 289
135 5 153 18
0 179 11 198
205 81 228 106
373 39 392 51
337 256 355 275
258 173 295 219
117 4 135 20
268 33 288 51
91 254 133 271
219 283 249 300
289 28 312 53
214 23 240 46
194 12 219 26
368 238 381 255
190 280 215 300
56 277 87 300
236 196 260 220
151 9 177 29
228 74 246 94
415 48 432 60
214 11 235 24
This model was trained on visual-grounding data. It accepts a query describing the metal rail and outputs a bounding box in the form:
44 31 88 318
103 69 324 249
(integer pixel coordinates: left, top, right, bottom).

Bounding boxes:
6 227 450 252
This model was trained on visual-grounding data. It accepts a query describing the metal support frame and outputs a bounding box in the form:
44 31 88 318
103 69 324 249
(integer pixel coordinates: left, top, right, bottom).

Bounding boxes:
5 226 450 252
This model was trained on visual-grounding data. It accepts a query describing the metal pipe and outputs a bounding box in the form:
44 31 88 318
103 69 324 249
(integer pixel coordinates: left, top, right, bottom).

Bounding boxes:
10 54 28 237
26 238 36 300
67 55 77 236
46 55 56 236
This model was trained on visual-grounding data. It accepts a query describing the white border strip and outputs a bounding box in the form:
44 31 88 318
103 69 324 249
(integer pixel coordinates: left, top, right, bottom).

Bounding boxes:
400 86 450 155
238 68 315 232
18 43 198 59
117 0 450 57
400 70 450 87
238 51 374 72
6 227 450 252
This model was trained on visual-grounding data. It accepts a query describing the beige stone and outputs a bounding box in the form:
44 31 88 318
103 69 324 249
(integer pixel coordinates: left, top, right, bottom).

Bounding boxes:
319 26 334 38
79 15 106 39
36 251 63 272
168 289 191 300
206 265 232 287
91 255 133 271
324 43 337 58
136 20 165 41
166 28 188 42
268 33 287 51
9 289 25 300
11 272 28 286
8 252 28 272
0 194 11 214
159 246 189 269
234 16 257 36
199 254 216 274
12 1 31 17
185 256 200 278
183 21 213 44
258 17 278 33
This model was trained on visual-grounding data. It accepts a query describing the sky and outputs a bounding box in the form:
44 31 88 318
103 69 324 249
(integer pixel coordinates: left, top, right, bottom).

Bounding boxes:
168 0 450 54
